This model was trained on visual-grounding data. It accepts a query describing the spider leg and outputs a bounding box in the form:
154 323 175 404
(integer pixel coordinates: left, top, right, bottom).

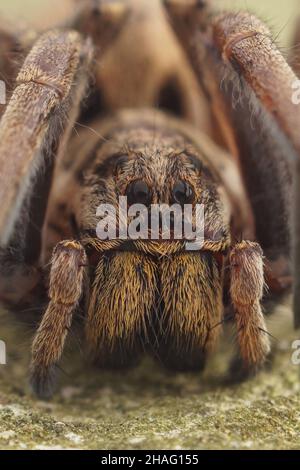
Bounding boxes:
210 13 300 324
165 4 300 323
0 30 93 311
30 240 87 399
229 241 271 379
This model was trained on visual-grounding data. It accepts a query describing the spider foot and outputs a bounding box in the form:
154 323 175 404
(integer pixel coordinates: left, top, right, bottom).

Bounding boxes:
29 365 57 400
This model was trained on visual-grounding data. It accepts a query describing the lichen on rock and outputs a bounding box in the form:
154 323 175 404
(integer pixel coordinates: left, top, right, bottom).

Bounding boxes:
0 303 299 450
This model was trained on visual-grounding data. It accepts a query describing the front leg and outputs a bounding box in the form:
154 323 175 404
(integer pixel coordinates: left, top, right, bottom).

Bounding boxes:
30 240 87 399
0 29 93 245
230 241 270 374
210 13 300 322
0 30 93 310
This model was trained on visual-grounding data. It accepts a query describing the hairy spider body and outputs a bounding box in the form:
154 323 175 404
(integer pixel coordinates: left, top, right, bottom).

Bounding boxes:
0 0 299 398
40 110 231 380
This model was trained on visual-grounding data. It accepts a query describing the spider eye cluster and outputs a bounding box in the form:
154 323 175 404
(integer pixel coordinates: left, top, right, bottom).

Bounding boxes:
125 180 195 206
172 181 195 206
126 180 152 206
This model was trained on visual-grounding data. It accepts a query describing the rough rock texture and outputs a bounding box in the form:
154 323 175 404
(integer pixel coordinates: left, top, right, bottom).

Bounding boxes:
0 302 299 450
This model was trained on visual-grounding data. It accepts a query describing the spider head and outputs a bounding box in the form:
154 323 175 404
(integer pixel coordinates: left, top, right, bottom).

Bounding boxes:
78 110 231 258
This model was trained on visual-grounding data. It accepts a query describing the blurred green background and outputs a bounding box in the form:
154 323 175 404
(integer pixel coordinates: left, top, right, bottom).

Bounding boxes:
0 0 298 47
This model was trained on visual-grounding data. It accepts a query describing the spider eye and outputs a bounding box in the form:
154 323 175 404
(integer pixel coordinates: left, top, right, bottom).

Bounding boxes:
126 180 152 206
172 181 195 205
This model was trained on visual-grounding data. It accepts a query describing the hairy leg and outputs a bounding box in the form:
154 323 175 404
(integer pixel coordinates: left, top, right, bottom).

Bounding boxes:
0 30 93 311
210 12 299 317
165 2 298 318
229 241 271 380
30 240 87 398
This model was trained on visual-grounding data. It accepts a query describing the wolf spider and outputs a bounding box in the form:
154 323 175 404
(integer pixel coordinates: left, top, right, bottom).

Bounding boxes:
0 0 299 398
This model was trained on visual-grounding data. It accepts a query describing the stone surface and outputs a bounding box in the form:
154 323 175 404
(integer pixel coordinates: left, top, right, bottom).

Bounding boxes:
0 303 299 450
